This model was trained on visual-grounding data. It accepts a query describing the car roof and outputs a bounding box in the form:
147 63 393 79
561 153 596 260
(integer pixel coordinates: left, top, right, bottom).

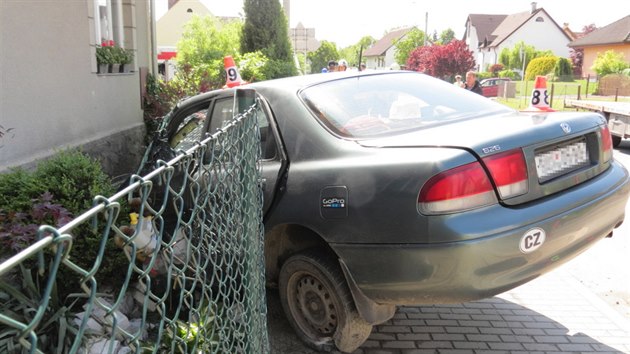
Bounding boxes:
176 71 422 107
481 77 510 82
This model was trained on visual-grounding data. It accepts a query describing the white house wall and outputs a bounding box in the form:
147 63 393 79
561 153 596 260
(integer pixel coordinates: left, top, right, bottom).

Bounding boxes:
511 13 569 58
156 0 212 48
0 0 150 176
466 24 479 52
385 48 398 69
486 12 570 68
472 12 570 71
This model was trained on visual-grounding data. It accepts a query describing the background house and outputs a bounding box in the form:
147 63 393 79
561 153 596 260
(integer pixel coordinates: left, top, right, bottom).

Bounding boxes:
156 0 240 79
568 15 630 78
0 0 157 178
464 2 572 71
290 22 320 56
363 27 414 70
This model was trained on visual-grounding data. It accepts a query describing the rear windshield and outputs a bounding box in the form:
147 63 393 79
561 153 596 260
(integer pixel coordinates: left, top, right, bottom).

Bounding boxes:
299 72 513 138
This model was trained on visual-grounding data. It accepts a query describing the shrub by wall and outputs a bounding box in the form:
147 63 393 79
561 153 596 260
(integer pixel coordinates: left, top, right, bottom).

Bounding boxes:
526 56 558 81
0 149 129 297
554 57 574 82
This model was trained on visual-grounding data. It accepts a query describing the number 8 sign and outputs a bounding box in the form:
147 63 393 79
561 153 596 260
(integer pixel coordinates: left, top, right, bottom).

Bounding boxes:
523 76 554 112
531 88 549 106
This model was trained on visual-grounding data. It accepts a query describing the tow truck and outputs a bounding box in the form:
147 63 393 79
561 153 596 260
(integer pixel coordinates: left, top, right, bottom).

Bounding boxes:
566 99 630 147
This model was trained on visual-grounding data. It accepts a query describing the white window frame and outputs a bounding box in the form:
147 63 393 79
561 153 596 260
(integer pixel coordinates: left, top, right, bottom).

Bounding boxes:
93 0 124 47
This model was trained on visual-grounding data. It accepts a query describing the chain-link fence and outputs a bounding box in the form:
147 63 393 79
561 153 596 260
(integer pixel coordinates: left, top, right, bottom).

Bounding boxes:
0 99 269 353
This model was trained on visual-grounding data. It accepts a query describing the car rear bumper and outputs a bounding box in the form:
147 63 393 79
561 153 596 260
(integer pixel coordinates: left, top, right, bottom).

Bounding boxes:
331 161 630 305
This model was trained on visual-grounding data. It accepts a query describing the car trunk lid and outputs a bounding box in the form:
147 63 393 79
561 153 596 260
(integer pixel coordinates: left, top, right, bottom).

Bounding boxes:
357 111 612 206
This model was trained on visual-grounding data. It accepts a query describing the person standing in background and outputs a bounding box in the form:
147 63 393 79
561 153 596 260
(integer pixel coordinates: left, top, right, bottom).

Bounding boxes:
454 75 465 88
465 71 482 95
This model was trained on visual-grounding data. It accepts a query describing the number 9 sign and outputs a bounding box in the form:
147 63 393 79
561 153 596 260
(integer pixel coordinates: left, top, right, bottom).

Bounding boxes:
227 68 238 82
223 56 244 88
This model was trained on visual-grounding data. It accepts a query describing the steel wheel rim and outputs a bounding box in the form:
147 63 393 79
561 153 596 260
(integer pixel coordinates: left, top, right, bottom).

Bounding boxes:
289 273 338 337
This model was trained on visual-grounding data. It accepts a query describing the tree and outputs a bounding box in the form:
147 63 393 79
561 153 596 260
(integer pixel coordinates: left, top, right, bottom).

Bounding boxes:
307 41 339 74
178 15 241 67
569 48 584 77
489 63 504 76
591 50 630 77
498 41 535 71
582 23 597 35
340 36 376 67
241 0 296 78
394 28 426 66
176 15 244 91
554 57 574 81
567 24 596 78
438 29 455 45
406 40 475 80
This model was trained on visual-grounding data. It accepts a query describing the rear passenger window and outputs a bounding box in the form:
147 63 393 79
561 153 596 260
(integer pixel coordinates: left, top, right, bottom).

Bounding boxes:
209 97 276 160
169 109 208 150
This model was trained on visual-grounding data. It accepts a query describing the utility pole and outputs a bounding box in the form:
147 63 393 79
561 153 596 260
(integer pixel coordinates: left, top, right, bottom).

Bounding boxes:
424 12 428 46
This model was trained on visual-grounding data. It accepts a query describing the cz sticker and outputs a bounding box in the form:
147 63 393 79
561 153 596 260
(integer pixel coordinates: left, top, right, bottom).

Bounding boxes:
519 227 546 253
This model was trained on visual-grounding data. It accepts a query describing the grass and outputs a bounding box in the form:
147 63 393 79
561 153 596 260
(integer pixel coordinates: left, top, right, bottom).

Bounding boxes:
494 79 629 111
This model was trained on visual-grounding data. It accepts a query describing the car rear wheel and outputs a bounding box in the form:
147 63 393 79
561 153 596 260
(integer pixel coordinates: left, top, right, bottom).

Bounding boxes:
278 251 373 353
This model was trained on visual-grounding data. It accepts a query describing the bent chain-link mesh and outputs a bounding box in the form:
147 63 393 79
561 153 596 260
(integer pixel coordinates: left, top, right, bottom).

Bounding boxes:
0 99 269 354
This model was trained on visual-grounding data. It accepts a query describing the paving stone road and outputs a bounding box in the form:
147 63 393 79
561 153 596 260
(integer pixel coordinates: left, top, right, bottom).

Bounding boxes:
268 263 630 353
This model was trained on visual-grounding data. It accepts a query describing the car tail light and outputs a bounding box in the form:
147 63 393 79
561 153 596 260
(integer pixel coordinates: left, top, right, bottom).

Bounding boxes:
481 149 528 199
418 149 528 215
600 124 613 163
418 162 496 214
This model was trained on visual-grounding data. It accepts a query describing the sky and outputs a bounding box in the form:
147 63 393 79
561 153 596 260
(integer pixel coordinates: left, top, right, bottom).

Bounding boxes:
156 0 625 48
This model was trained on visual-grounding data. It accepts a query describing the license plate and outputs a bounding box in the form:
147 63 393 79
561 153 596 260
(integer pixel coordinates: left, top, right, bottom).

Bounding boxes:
535 139 589 182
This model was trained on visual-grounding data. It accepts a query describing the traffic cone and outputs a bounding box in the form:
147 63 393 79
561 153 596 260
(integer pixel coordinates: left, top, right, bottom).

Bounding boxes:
223 55 247 88
522 75 554 112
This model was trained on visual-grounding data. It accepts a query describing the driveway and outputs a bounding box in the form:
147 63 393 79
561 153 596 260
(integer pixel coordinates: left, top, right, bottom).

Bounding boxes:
267 143 630 354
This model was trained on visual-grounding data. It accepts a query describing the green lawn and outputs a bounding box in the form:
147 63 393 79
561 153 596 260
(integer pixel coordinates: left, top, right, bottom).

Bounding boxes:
494 79 629 111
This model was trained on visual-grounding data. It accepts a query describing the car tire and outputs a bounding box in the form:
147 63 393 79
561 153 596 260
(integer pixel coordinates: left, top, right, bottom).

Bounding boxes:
612 135 622 148
278 251 373 353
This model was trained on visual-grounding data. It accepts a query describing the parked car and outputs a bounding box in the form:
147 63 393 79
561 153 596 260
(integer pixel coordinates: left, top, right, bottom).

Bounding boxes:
142 71 630 353
480 77 511 97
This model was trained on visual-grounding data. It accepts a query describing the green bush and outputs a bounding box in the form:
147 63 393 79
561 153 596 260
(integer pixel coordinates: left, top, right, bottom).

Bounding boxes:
525 56 558 81
488 63 504 76
591 50 629 77
33 150 114 213
262 59 297 79
498 69 520 80
0 168 44 212
477 72 493 80
554 57 574 82
238 51 269 82
0 149 129 297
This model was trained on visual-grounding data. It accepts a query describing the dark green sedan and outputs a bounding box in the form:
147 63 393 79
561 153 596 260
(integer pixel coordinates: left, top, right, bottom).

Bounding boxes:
155 71 630 353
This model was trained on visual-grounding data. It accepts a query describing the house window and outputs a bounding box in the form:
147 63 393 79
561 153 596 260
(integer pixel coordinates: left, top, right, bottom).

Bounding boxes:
94 0 124 46
92 0 135 74
535 17 544 22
